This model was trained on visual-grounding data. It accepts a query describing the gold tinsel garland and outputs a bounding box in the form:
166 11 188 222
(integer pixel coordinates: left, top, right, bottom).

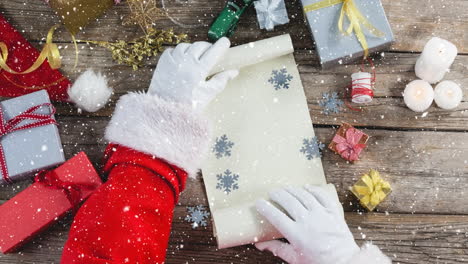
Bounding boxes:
84 0 188 70
85 28 187 70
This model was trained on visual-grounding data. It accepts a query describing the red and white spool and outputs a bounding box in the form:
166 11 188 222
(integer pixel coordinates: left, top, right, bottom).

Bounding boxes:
351 72 374 104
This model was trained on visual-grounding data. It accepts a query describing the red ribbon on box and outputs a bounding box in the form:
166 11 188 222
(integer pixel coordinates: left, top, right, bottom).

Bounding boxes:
332 127 367 162
0 152 102 254
35 170 97 207
0 103 57 183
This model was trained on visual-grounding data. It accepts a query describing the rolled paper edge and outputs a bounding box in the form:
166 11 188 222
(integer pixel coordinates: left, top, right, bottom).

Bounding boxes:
209 34 294 76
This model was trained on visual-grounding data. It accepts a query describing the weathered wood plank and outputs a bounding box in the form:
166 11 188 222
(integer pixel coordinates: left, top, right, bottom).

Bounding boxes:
1 0 467 53
183 127 468 215
1 118 467 215
25 47 467 99
0 1 467 263
0 210 467 264
1 44 466 131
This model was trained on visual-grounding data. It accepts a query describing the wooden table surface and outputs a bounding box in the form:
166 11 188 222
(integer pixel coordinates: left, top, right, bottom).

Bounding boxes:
1 0 467 263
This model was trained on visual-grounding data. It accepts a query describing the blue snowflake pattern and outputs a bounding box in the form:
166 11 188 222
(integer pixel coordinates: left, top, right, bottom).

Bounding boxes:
300 137 325 160
212 134 234 159
185 205 210 229
319 92 344 115
268 69 293 90
216 169 239 194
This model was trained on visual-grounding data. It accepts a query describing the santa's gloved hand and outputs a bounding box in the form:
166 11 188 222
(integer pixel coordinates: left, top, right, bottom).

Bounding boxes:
255 185 360 264
148 37 239 110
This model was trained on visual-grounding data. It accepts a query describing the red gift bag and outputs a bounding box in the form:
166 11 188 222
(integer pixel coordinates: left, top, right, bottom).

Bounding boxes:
0 15 71 101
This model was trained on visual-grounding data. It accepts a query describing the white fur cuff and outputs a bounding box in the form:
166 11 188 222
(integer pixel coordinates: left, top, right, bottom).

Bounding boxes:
105 92 211 177
348 243 392 264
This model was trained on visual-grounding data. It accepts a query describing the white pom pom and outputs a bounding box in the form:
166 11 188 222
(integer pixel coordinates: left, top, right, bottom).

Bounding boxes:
68 69 113 112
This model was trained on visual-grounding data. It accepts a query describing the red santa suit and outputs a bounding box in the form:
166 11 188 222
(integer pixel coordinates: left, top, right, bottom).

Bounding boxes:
60 93 211 263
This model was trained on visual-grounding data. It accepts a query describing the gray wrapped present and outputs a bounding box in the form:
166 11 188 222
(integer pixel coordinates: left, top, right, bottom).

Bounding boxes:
300 0 394 68
0 90 65 184
254 0 290 31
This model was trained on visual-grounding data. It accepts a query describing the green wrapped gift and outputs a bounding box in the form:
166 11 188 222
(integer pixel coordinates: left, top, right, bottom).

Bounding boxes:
208 0 255 42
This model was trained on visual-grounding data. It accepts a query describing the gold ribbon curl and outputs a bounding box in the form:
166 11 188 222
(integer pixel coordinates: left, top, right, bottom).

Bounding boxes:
351 169 391 210
304 0 385 58
0 24 79 73
0 25 62 74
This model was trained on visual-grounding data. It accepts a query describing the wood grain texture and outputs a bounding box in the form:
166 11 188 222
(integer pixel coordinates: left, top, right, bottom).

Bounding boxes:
3 47 468 130
1 0 467 53
2 120 467 215
0 210 467 264
0 0 467 263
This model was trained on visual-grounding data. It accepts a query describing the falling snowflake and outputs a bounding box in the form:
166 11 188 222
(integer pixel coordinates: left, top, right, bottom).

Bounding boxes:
185 205 210 229
300 137 325 160
216 169 239 194
268 68 293 90
319 92 344 115
212 134 234 159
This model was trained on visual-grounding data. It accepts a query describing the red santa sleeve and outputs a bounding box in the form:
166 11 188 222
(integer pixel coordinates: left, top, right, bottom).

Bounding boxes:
61 92 211 264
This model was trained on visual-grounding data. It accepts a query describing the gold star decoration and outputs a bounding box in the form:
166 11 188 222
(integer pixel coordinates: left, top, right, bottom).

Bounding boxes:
123 0 165 34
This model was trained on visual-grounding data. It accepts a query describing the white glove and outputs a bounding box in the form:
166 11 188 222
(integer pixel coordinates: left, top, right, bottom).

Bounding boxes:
148 37 239 110
255 185 360 264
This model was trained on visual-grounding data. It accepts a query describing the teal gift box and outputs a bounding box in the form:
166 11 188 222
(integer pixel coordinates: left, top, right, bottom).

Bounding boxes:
300 0 394 68
0 90 65 184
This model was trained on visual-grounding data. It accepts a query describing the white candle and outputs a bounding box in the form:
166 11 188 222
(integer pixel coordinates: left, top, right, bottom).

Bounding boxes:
403 80 434 112
415 37 458 84
351 72 373 104
434 81 463 110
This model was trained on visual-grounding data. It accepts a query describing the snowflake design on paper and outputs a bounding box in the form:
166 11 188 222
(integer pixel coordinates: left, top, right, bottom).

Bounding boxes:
212 134 234 159
269 68 293 90
300 137 325 160
185 205 210 229
319 92 344 115
216 169 239 194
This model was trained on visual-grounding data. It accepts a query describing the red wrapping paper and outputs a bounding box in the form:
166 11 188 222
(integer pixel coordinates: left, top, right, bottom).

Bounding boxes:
0 15 71 101
0 152 102 254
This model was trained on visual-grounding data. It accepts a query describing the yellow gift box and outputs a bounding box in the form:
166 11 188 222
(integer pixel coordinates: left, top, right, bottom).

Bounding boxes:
350 169 391 211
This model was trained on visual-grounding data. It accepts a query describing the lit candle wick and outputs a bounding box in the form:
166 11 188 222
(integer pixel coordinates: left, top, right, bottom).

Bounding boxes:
404 80 434 112
434 81 463 110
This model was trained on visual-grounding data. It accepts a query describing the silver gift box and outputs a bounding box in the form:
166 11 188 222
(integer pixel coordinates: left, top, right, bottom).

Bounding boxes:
300 0 394 68
0 90 65 184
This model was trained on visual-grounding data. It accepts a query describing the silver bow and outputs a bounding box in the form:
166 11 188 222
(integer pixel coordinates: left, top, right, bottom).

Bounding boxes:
254 0 290 31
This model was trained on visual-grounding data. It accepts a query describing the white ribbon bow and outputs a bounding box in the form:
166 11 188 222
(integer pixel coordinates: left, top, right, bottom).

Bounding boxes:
254 0 290 31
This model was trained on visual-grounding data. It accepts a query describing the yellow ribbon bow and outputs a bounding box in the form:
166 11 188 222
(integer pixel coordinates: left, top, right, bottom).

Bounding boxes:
304 0 385 58
351 169 391 210
0 25 62 74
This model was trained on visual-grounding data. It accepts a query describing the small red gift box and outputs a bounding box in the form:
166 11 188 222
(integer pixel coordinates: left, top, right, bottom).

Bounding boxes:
0 152 102 254
329 123 369 162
